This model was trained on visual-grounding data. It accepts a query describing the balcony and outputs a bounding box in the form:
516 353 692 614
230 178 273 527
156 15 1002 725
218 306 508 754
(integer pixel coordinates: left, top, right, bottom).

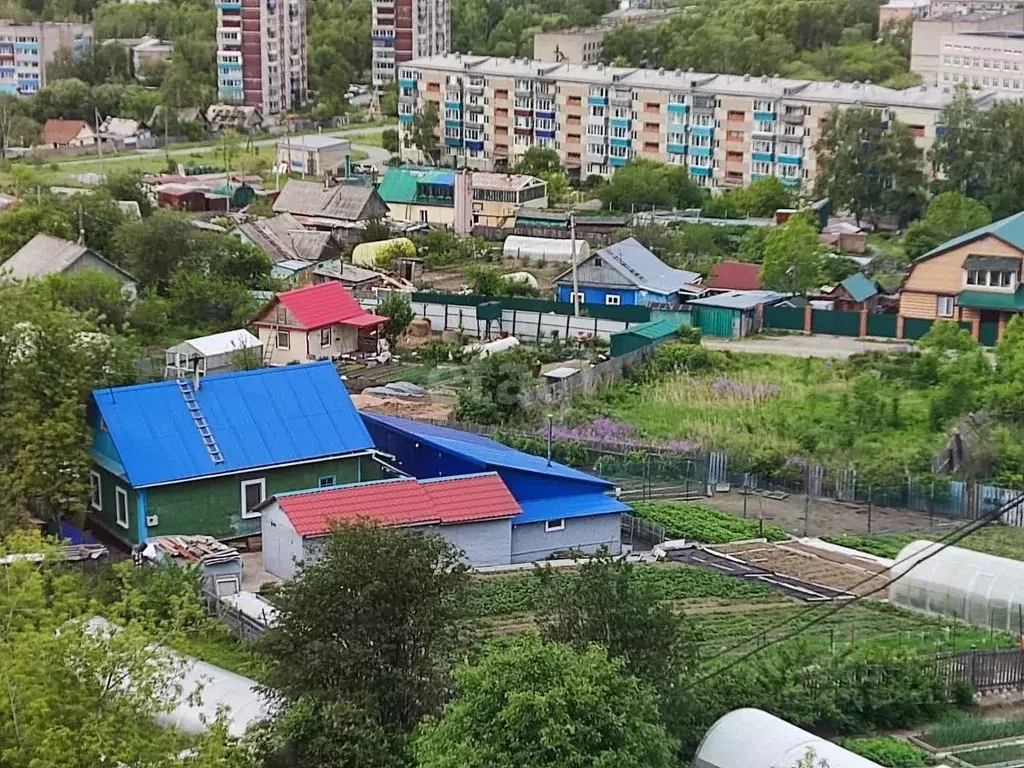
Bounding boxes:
753 110 775 122
444 119 462 129
445 137 463 148
752 151 774 163
689 165 712 177
515 84 533 95
610 90 632 106
466 139 484 152
667 142 686 155
752 123 776 136
689 125 713 138
779 175 800 187
691 96 715 110
778 154 803 165
689 145 712 158
609 117 630 129
667 102 688 115
587 96 608 107
466 80 484 93
444 100 461 111
536 129 556 140
216 1 242 9
783 110 804 124
610 156 628 167
398 77 416 90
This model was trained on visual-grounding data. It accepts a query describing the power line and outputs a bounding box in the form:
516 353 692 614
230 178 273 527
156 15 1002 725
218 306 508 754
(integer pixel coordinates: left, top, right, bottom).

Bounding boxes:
684 491 1024 691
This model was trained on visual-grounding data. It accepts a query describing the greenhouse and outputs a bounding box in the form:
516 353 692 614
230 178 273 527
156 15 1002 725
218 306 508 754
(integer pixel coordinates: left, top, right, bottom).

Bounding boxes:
502 235 589 264
695 709 883 768
891 540 1024 631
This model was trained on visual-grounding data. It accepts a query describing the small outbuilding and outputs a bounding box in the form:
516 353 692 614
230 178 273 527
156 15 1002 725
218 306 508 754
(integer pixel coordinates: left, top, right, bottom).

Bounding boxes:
696 709 883 768
3 233 138 298
823 272 880 312
276 134 351 177
164 329 263 379
609 319 683 357
260 472 522 579
687 290 784 338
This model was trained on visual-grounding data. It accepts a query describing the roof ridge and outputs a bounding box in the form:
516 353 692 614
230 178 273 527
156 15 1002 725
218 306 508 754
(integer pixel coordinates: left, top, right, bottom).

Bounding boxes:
93 360 336 395
419 471 500 484
276 475 415 499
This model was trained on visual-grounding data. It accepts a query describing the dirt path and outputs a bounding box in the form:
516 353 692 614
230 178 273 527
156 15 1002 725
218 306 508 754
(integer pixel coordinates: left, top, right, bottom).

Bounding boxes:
703 334 910 359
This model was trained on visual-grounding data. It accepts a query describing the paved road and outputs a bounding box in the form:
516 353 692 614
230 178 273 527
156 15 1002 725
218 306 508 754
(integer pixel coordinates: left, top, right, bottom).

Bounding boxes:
703 333 910 359
63 123 394 168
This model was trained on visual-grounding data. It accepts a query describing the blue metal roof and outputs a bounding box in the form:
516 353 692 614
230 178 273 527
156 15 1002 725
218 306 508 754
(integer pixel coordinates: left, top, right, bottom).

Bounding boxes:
361 413 615 489
92 362 375 488
516 493 630 525
839 272 879 303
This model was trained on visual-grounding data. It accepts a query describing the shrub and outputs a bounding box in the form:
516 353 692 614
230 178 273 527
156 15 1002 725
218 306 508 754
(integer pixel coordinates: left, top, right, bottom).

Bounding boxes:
842 737 928 767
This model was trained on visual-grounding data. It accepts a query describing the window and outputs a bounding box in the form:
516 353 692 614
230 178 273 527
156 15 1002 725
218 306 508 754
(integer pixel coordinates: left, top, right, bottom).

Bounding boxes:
320 328 331 347
115 487 129 529
89 471 102 511
937 295 955 318
318 475 337 488
570 291 585 305
420 209 429 223
545 518 566 532
276 331 290 350
605 294 621 306
241 478 266 519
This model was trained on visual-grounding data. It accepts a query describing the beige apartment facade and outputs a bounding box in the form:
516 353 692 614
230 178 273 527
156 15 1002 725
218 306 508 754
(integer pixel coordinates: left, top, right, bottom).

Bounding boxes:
398 54 999 193
938 30 1024 93
533 28 605 64
910 10 1023 84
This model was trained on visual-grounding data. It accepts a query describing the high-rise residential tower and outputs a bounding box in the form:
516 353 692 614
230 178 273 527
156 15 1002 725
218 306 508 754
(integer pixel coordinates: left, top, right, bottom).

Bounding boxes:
0 21 92 95
371 0 450 87
216 0 308 118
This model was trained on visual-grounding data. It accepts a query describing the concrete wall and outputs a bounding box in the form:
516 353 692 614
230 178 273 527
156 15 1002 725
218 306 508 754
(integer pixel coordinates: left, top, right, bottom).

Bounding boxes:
423 518 513 566
511 512 621 563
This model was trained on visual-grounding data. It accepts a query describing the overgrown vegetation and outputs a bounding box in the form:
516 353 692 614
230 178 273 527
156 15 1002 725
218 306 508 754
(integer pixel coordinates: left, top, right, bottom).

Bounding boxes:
842 736 930 767
825 526 1024 563
632 501 789 543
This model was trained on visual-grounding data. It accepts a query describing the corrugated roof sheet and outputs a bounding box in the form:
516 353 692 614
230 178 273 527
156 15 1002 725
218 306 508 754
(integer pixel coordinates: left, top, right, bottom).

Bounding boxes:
377 168 420 204
687 290 784 310
555 237 701 294
838 272 879 303
958 286 1024 311
919 211 1024 260
91 362 374 487
472 172 543 192
172 329 261 357
614 319 681 340
361 413 615 488
275 472 520 537
706 260 762 291
3 233 136 282
273 180 385 221
260 282 372 330
516 492 629 525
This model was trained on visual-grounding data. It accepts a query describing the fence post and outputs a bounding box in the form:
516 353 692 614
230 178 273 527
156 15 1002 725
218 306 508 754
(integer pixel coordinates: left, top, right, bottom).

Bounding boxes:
867 486 873 534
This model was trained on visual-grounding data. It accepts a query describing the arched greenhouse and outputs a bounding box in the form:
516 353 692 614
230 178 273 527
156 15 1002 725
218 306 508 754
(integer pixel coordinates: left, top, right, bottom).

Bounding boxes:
695 709 883 768
890 539 1024 632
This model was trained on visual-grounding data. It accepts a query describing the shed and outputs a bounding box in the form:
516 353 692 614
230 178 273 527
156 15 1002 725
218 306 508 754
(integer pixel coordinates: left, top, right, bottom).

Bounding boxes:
3 233 138 298
272 179 388 223
609 319 682 357
164 329 263 379
142 535 243 596
260 473 522 579
687 290 784 338
824 272 880 312
696 709 883 768
361 413 630 563
890 540 1024 632
214 182 256 209
705 260 762 293
502 235 590 264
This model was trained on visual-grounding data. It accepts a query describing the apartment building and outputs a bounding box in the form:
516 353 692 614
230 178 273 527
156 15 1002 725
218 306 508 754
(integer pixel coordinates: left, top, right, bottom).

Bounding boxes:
938 30 1024 92
372 0 450 86
533 28 605 64
216 0 307 119
911 10 1023 84
0 21 92 95
398 53 998 191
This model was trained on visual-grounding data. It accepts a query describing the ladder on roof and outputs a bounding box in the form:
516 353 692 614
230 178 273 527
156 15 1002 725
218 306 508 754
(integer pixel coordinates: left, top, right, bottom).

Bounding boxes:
176 379 225 465
261 324 279 367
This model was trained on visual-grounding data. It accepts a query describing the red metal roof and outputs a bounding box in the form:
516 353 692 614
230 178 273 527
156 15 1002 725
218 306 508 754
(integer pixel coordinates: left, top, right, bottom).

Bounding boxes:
263 282 374 330
277 473 521 537
706 260 762 291
340 312 388 328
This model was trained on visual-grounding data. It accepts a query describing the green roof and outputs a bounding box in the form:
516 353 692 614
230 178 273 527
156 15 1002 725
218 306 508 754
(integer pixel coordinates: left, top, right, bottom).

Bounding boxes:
958 286 1024 311
377 167 454 206
920 211 1024 260
839 272 879 303
613 319 682 340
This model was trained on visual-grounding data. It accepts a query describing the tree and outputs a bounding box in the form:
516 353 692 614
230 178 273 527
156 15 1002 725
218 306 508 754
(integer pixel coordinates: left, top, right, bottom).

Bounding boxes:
991 315 1024 419
412 635 678 768
43 270 133 332
378 293 415 349
410 101 440 165
455 346 534 424
260 523 470 747
598 159 704 213
928 86 991 201
512 146 562 177
101 169 153 217
540 171 572 205
760 216 825 294
903 192 992 260
113 209 203 293
381 128 400 155
814 107 925 226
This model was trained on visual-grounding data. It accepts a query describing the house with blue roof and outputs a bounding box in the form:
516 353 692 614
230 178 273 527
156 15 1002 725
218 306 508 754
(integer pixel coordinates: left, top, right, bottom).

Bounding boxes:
553 237 704 308
824 272 879 313
361 413 630 563
89 361 389 545
900 211 1024 345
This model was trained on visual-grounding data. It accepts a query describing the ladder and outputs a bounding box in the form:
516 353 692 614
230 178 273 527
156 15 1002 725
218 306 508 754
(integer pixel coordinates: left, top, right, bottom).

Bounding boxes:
176 379 225 464
261 325 278 366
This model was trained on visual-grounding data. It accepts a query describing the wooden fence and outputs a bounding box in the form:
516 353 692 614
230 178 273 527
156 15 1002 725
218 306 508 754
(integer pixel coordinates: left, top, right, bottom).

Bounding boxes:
936 649 1024 694
534 344 657 405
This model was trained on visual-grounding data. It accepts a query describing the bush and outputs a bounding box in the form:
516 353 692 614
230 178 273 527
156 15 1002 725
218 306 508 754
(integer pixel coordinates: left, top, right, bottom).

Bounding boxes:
631 501 789 543
842 737 928 767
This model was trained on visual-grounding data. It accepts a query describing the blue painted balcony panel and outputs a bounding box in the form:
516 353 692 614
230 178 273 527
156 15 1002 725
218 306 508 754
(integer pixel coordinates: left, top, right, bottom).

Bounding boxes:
667 103 688 114
689 125 713 137
754 111 775 122
610 156 628 167
444 119 462 128
399 114 414 123
587 96 608 106
216 1 242 9
610 137 631 148
689 165 712 177
398 78 416 89
780 176 800 187
778 155 803 166
444 137 463 148
667 142 687 155
689 146 712 158
444 101 461 110
610 117 631 128
752 151 774 163
535 110 555 120
536 129 556 140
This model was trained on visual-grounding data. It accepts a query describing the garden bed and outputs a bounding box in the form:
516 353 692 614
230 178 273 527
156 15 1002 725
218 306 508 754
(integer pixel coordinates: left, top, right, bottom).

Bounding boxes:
824 527 1024 564
921 717 1024 750
955 741 1024 767
631 500 790 543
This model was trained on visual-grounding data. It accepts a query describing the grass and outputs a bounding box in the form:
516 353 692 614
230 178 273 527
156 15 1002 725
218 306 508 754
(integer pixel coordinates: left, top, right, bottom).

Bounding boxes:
347 131 385 148
922 717 1024 748
824 526 1024 563
166 626 265 680
956 742 1024 766
631 500 789 543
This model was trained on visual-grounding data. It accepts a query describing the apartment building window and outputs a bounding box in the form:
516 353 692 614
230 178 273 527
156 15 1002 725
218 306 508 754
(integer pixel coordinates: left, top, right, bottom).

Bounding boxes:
611 107 630 119
984 77 991 85
753 99 774 112
444 108 460 120
644 122 658 132
588 143 605 154
754 120 774 133
589 86 607 98
937 296 955 318
515 79 532 91
536 99 554 111
668 111 686 126
726 130 743 141
953 73 961 82
783 124 799 136
668 132 685 144
587 123 606 136
727 151 743 161
609 145 629 159
568 95 581 106
691 134 711 148
610 126 629 139
590 105 605 118
692 113 713 127
536 118 555 131
515 96 532 109
752 161 772 175
752 139 772 153
668 92 686 105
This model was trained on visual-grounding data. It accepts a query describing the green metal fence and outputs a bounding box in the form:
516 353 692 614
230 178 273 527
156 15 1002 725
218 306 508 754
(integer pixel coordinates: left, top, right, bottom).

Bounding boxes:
903 317 935 340
866 314 897 338
693 306 739 338
980 322 999 347
811 309 861 337
763 306 805 331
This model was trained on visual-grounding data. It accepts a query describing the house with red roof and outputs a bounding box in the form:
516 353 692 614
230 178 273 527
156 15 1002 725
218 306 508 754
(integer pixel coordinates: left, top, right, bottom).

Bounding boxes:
251 282 388 365
705 260 763 294
259 472 522 577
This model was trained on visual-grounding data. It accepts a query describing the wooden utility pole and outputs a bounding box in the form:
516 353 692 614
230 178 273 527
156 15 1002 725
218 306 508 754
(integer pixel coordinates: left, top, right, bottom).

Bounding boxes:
570 213 579 317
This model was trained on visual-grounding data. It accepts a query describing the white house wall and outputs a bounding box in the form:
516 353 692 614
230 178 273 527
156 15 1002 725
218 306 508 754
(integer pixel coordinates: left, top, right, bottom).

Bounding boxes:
511 512 621 564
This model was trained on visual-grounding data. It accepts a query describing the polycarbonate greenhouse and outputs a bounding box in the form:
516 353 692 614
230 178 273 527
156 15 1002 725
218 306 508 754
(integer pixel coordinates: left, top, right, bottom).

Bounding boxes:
695 709 883 768
890 540 1024 632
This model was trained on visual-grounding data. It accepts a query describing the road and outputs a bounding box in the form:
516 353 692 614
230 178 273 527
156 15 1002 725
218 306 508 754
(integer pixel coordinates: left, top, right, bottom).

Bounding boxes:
61 123 394 168
703 333 910 359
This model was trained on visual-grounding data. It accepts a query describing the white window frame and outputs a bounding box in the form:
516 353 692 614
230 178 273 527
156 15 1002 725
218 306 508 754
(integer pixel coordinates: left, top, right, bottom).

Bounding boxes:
115 486 129 529
605 294 621 306
320 328 332 347
569 291 585 305
240 478 266 519
545 519 566 532
89 470 102 511
937 295 955 318
276 330 290 350
318 475 337 488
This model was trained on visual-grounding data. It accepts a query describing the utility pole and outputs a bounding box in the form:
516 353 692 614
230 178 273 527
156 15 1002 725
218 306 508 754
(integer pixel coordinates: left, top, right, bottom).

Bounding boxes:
570 212 579 317
77 203 85 246
94 107 104 175
546 413 553 466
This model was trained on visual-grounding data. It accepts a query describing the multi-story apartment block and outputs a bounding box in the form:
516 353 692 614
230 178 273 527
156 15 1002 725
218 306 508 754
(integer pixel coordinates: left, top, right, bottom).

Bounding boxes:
397 53 1000 191
911 10 1023 85
216 0 307 119
372 0 450 87
938 30 1024 92
0 21 92 95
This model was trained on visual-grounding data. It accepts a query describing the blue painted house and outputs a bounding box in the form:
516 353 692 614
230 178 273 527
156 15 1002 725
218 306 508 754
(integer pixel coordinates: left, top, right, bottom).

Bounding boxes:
362 413 630 563
554 237 703 308
88 362 388 546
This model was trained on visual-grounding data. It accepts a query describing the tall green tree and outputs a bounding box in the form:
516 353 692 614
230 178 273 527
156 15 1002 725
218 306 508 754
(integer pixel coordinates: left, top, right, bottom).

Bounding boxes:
598 159 704 213
903 192 992 260
928 86 992 201
511 146 562 177
378 293 415 349
759 216 825 294
410 101 440 165
412 635 678 768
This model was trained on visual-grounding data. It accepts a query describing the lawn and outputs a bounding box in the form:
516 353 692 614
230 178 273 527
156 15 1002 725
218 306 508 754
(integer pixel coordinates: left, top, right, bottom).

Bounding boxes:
824 525 1024 562
587 351 949 475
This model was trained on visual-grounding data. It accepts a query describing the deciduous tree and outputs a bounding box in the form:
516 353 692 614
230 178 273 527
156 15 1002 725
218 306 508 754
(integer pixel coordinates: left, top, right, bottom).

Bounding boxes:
759 216 825 294
378 293 415 349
